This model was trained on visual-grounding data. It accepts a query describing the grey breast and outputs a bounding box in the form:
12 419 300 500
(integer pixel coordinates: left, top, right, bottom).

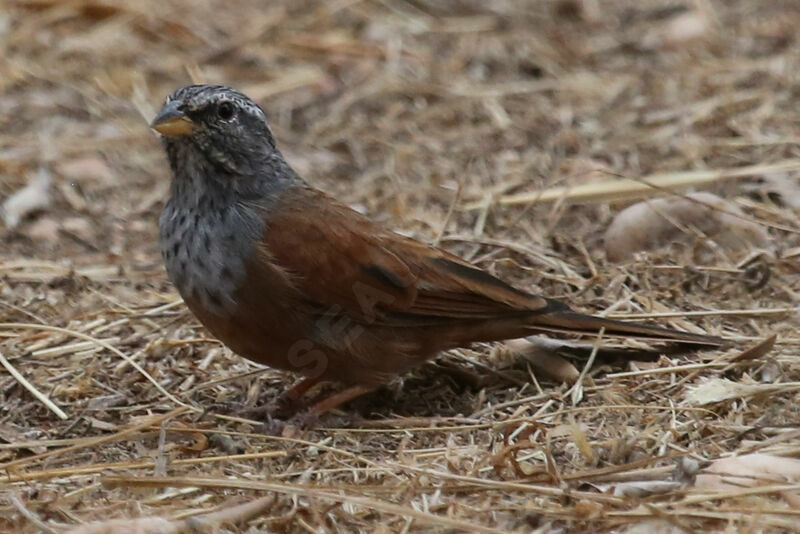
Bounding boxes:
159 194 262 316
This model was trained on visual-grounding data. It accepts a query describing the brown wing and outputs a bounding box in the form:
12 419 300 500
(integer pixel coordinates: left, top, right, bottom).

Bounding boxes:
256 186 724 346
258 186 551 326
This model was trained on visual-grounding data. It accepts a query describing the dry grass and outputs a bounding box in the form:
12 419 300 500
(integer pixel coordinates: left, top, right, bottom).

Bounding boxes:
1 0 799 532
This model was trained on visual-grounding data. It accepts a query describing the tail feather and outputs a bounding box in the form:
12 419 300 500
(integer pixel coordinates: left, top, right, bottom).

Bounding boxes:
532 304 725 346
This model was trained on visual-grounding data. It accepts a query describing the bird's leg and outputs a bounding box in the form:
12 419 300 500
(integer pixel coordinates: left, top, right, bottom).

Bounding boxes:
308 383 374 416
274 377 321 415
240 377 322 421
291 384 374 429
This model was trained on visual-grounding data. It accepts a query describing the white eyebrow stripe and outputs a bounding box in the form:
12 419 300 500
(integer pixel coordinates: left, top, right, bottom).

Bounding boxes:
162 85 271 133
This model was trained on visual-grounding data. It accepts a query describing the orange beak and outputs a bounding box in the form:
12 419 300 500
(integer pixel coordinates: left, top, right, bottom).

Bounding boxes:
151 101 195 137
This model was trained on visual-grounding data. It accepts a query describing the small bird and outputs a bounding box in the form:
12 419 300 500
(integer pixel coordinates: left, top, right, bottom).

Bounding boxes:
152 84 723 424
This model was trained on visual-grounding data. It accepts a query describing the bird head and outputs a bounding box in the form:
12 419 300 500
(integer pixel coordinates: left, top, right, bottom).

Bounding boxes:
151 84 280 178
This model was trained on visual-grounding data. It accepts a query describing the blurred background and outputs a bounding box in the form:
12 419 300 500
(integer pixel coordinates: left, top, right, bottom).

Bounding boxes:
2 0 800 532
3 0 799 268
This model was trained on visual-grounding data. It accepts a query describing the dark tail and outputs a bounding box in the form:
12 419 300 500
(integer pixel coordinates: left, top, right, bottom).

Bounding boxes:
531 300 726 346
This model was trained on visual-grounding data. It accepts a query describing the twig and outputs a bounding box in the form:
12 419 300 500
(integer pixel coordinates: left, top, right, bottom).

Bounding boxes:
0 351 67 420
463 159 800 207
0 323 192 410
567 327 604 406
8 493 58 534
102 475 510 534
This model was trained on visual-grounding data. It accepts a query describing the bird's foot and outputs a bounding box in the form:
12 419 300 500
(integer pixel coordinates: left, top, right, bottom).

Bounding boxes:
255 409 318 437
289 409 321 430
192 401 245 422
237 388 310 421
255 383 374 435
256 415 288 436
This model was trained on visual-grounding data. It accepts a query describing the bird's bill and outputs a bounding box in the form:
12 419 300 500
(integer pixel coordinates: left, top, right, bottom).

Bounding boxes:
150 101 195 137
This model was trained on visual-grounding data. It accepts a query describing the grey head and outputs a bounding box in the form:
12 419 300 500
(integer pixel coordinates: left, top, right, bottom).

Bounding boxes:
151 84 299 201
152 85 298 316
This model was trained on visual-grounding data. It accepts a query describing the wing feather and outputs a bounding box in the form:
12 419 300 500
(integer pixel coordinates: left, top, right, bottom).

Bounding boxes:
259 187 548 326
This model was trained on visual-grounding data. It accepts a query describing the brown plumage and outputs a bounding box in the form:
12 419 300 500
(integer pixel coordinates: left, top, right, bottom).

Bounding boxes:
152 85 725 424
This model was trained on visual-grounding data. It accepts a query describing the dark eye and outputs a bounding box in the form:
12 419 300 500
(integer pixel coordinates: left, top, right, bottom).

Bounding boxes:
217 101 235 120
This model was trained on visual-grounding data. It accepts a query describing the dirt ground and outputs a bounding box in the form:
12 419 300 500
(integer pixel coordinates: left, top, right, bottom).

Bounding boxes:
1 0 799 532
